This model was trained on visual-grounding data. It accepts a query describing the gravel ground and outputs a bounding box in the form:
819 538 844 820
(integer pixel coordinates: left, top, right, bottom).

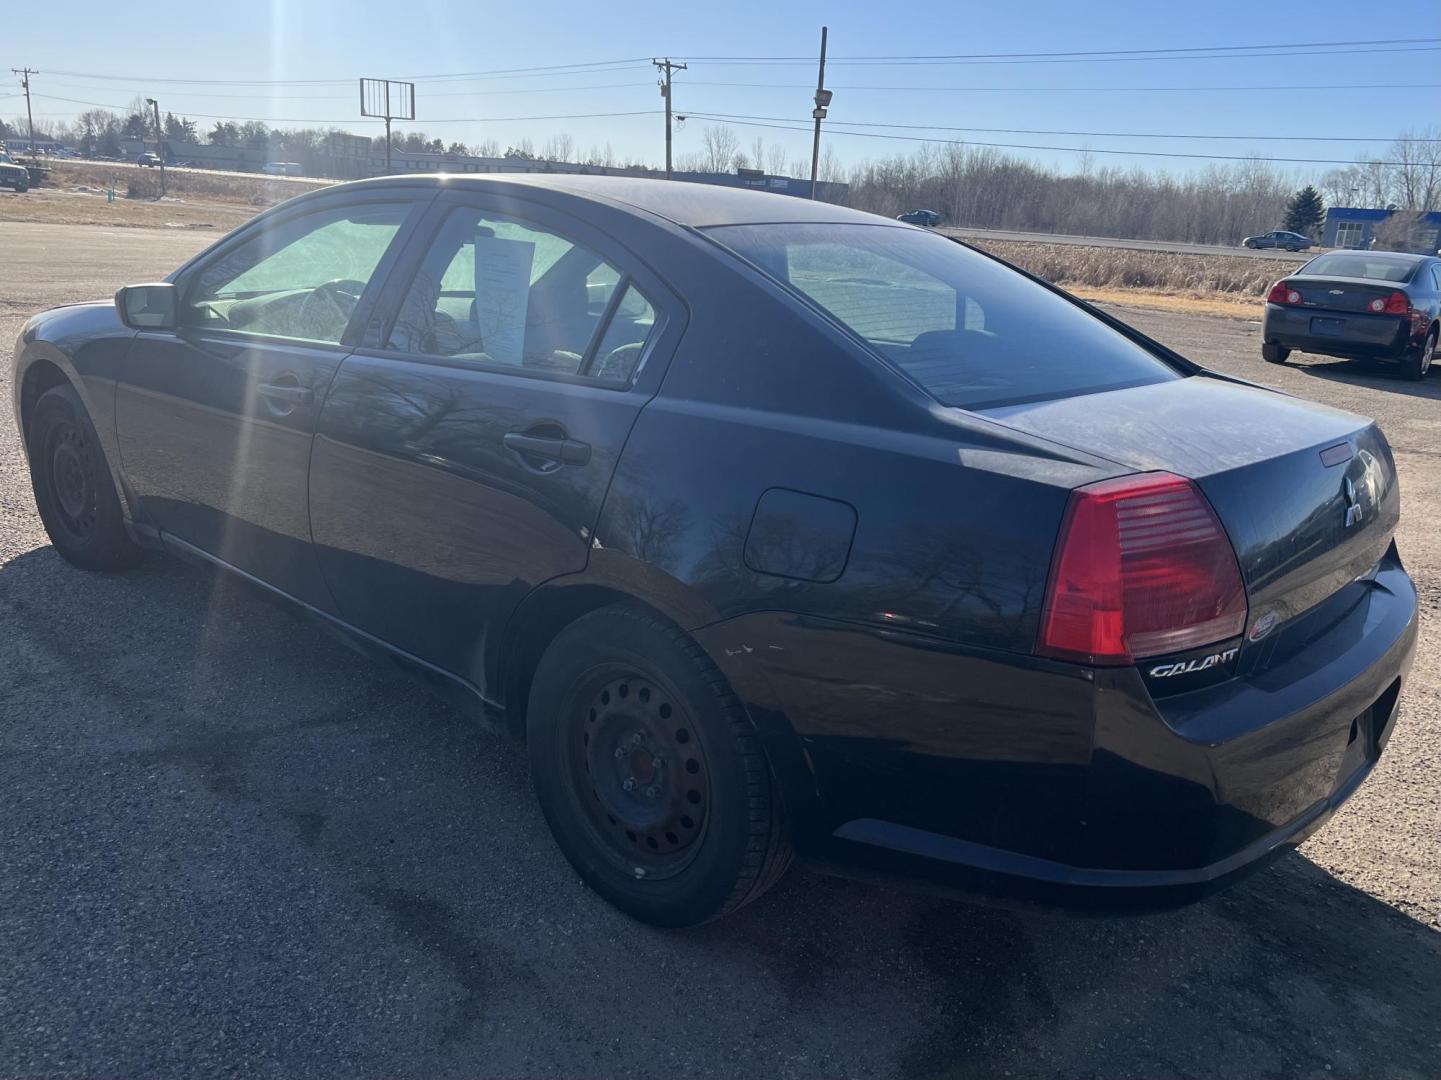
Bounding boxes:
1 221 1437 1080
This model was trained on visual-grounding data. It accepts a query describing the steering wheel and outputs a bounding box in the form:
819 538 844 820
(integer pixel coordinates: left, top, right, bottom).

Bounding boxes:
295 278 366 337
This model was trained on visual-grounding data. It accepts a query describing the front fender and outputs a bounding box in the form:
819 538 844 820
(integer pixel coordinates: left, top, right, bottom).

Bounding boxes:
13 300 137 513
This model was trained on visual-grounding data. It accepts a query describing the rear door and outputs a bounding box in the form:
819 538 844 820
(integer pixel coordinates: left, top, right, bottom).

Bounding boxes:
115 195 424 609
308 191 685 695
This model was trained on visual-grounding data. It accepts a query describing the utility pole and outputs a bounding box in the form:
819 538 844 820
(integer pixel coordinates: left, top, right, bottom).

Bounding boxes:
653 58 686 180
809 27 832 200
146 97 166 198
11 68 37 156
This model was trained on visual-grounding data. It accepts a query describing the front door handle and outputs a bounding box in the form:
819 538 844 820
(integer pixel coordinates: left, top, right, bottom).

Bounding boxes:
258 382 314 406
503 431 591 466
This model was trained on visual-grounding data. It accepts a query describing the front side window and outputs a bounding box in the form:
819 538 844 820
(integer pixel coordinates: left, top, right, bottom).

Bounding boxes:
708 222 1180 409
386 206 656 383
186 203 409 344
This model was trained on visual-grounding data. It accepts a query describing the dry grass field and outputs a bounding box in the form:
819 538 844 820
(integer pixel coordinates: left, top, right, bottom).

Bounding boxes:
964 239 1284 318
0 160 324 230
2 166 1290 319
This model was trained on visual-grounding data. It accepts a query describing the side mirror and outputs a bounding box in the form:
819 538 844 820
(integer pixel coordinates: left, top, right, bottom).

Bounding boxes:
115 283 178 330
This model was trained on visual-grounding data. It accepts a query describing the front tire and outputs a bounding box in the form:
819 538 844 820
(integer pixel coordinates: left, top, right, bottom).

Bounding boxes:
527 604 792 927
1401 328 1437 380
1263 342 1291 364
26 384 142 571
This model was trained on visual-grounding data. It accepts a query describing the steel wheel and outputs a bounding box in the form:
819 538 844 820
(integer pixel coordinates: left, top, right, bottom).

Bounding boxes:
571 670 710 880
43 416 101 545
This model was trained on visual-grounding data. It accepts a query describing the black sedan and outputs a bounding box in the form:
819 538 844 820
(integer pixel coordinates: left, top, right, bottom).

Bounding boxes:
1263 251 1441 379
13 176 1418 926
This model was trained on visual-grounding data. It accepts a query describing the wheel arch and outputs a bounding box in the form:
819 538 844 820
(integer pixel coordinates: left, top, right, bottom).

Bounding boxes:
18 356 73 439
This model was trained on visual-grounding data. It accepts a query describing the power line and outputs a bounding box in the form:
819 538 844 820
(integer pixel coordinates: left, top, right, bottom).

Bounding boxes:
682 114 1418 166
683 45 1441 67
690 111 1432 143
684 80 1441 93
34 93 659 125
679 37 1441 61
35 79 655 101
36 58 653 87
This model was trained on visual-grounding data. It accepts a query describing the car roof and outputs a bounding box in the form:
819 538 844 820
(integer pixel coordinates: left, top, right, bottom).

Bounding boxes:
338 173 890 229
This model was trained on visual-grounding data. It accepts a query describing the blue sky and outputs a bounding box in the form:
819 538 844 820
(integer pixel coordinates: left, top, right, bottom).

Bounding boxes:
5 0 1438 179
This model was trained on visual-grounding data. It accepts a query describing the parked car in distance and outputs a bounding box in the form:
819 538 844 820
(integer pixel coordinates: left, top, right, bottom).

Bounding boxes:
1242 230 1312 251
0 150 30 192
1263 251 1440 379
13 175 1418 926
136 152 162 167
897 209 941 226
262 161 304 176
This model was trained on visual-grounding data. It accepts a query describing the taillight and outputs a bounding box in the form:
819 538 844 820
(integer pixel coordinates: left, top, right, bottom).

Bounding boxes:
1266 281 1302 305
1371 290 1410 315
1038 472 1247 666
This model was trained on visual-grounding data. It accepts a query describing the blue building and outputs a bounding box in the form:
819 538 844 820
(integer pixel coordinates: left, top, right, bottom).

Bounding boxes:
1321 207 1441 254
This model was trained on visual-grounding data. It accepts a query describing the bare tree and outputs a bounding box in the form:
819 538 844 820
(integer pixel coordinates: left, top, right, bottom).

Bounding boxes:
1387 126 1441 211
539 133 575 163
701 125 740 173
760 142 784 176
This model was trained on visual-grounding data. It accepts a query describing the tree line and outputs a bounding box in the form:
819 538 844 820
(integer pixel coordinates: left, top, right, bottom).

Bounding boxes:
6 106 1435 245
842 128 1438 244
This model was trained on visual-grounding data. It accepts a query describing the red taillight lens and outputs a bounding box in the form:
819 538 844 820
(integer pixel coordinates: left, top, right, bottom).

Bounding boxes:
1381 290 1410 315
1267 281 1303 305
1038 472 1247 666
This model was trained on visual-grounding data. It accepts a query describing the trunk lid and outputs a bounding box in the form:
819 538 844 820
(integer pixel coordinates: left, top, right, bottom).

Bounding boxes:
1282 275 1403 314
979 375 1400 639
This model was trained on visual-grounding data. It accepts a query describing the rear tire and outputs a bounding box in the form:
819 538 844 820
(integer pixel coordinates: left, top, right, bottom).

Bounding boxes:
527 603 792 927
1402 328 1437 380
1262 342 1291 364
26 384 142 571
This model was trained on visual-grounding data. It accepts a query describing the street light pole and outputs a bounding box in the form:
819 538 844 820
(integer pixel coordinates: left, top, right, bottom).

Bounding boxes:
146 97 166 198
809 27 831 200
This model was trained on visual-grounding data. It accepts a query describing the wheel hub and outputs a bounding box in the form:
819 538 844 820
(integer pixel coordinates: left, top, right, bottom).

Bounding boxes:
49 425 95 531
578 675 708 876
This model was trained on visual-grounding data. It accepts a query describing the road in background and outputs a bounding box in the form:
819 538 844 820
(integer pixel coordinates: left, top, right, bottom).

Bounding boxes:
939 225 1315 261
1 223 1437 1080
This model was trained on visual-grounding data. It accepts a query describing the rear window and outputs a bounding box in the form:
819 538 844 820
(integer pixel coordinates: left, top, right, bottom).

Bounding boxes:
706 223 1180 409
1303 254 1418 283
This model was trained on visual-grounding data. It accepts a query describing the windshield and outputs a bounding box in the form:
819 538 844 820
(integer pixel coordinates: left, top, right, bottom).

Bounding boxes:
0 152 13 164
1303 254 1419 283
707 222 1181 409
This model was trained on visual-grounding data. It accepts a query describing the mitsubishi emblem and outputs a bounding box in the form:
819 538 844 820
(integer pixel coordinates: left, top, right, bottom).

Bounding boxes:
1344 477 1364 528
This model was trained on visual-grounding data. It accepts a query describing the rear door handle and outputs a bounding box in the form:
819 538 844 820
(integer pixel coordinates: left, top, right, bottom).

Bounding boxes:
503 431 591 465
258 382 314 405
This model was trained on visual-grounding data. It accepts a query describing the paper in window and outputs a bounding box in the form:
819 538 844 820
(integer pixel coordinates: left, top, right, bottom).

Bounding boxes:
473 233 535 365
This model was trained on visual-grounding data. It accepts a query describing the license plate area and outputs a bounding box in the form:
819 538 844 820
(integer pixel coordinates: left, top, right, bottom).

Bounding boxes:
1311 316 1347 336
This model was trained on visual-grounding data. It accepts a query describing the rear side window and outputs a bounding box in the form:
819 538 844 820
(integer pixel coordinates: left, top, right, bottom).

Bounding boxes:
386 206 657 383
708 223 1180 409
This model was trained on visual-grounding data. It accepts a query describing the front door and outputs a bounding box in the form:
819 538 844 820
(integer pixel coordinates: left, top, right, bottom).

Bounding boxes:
308 193 683 699
115 198 420 608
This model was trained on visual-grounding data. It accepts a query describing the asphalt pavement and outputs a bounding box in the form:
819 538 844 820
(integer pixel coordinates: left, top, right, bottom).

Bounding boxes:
1 220 1437 1080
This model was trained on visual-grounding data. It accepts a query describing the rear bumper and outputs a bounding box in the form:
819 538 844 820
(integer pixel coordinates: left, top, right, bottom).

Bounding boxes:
1263 304 1412 359
695 553 1417 910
